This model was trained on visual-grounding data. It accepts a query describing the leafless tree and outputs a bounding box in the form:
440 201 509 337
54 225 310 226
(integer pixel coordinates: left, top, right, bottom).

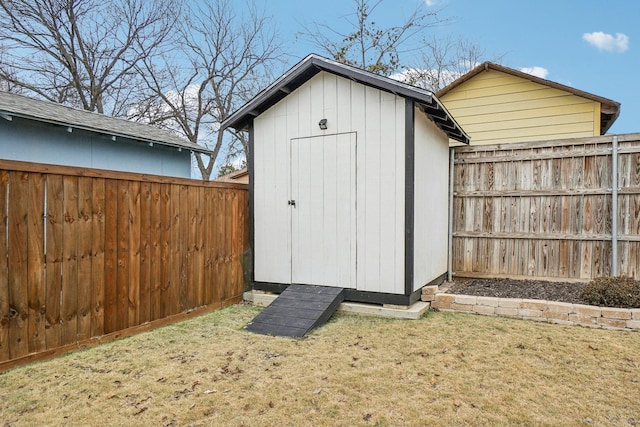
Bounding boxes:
132 0 282 180
303 0 445 75
0 0 179 116
400 35 504 92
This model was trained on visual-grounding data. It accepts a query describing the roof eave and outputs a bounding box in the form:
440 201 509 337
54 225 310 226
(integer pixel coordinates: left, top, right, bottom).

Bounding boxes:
222 54 469 144
0 109 214 156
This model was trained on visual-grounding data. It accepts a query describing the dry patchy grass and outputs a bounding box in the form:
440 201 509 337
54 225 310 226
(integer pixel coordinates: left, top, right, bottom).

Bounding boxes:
1 304 639 426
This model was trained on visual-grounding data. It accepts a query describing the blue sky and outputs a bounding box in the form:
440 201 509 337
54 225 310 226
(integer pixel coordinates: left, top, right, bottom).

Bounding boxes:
262 0 639 134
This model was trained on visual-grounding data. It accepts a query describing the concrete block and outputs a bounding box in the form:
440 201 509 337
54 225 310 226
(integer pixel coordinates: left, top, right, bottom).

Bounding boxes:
546 302 573 314
455 295 478 305
572 304 602 318
421 285 438 295
495 307 519 317
631 309 640 320
337 301 430 320
520 299 547 311
597 317 627 329
476 296 500 307
498 298 523 308
568 314 598 325
625 320 640 329
450 303 474 313
544 311 569 321
431 300 451 310
473 305 496 316
437 294 455 304
421 294 435 302
519 308 543 318
600 307 632 320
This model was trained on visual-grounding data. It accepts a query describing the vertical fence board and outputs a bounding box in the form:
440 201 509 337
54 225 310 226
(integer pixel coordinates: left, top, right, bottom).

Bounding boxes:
139 182 152 324
91 179 105 337
128 181 141 327
214 189 225 302
44 175 63 348
61 176 79 346
179 185 189 311
149 183 163 320
116 180 130 331
0 171 8 362
8 172 29 358
159 184 171 318
203 188 214 307
187 186 198 308
223 191 234 301
27 173 45 353
76 177 93 341
195 186 205 307
168 184 181 316
103 180 118 334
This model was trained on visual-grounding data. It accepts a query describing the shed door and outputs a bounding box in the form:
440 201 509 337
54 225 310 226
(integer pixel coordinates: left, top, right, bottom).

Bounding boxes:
290 133 356 288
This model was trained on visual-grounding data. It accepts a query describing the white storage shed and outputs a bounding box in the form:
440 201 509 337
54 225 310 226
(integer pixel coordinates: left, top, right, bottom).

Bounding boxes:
222 54 469 305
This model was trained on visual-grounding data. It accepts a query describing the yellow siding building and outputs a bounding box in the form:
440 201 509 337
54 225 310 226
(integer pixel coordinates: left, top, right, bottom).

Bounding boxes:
437 62 620 145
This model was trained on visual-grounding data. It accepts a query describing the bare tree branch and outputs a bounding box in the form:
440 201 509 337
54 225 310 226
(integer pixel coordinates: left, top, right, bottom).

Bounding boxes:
401 35 505 91
133 0 283 180
302 0 446 75
0 0 179 115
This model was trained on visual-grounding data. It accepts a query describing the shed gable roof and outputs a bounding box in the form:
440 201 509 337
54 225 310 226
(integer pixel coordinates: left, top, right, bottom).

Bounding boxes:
437 62 620 134
0 90 212 155
221 54 469 144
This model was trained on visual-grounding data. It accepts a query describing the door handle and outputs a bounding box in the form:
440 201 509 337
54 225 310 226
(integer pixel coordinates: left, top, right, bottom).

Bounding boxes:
288 199 296 207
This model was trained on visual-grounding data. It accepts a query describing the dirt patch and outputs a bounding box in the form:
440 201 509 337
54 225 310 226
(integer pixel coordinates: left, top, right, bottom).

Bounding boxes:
446 278 589 305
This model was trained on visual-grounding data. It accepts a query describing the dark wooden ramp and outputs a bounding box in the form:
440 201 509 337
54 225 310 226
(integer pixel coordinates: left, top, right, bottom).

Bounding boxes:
246 285 344 337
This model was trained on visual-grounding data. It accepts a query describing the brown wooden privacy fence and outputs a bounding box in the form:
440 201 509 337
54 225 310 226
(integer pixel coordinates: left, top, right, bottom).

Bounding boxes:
452 133 640 282
0 160 249 370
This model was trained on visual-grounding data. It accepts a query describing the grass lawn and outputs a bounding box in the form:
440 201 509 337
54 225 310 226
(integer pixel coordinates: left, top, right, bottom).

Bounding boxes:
1 304 639 426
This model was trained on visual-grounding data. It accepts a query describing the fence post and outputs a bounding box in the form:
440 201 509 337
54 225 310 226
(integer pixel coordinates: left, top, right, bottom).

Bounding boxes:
448 147 454 282
611 135 619 277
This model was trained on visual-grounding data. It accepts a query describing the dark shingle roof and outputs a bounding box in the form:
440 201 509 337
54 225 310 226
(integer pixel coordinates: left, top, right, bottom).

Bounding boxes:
0 90 212 155
221 54 469 144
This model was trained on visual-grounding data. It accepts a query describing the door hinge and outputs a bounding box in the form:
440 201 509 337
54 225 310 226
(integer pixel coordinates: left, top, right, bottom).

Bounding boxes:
288 199 296 207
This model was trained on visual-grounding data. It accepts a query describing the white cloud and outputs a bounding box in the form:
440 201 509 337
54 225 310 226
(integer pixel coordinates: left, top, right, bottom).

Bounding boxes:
582 31 629 53
424 0 436 6
520 66 549 79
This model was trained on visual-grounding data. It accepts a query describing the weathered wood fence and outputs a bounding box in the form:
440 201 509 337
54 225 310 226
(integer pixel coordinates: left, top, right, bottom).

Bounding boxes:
452 133 640 282
0 160 249 370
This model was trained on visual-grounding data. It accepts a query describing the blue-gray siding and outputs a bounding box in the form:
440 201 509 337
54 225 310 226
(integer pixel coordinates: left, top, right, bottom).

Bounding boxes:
1 117 191 178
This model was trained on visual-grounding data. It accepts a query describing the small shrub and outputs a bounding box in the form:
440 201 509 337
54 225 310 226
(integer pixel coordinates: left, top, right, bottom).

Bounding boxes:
581 276 640 308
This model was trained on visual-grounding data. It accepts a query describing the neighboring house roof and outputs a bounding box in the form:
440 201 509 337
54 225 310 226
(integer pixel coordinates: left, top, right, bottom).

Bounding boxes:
0 90 213 155
221 54 469 144
215 167 248 183
437 62 620 135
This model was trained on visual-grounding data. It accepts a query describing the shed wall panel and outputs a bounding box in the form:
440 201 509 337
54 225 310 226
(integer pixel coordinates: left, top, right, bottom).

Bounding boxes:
253 71 406 294
253 106 291 283
413 108 449 289
440 70 601 145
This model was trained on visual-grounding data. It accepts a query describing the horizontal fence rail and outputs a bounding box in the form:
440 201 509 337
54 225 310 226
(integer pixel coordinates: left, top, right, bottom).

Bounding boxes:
452 133 640 282
0 160 249 369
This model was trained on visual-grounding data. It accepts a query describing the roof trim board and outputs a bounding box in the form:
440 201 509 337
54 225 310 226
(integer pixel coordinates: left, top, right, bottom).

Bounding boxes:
0 90 213 155
437 62 621 134
221 54 469 144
